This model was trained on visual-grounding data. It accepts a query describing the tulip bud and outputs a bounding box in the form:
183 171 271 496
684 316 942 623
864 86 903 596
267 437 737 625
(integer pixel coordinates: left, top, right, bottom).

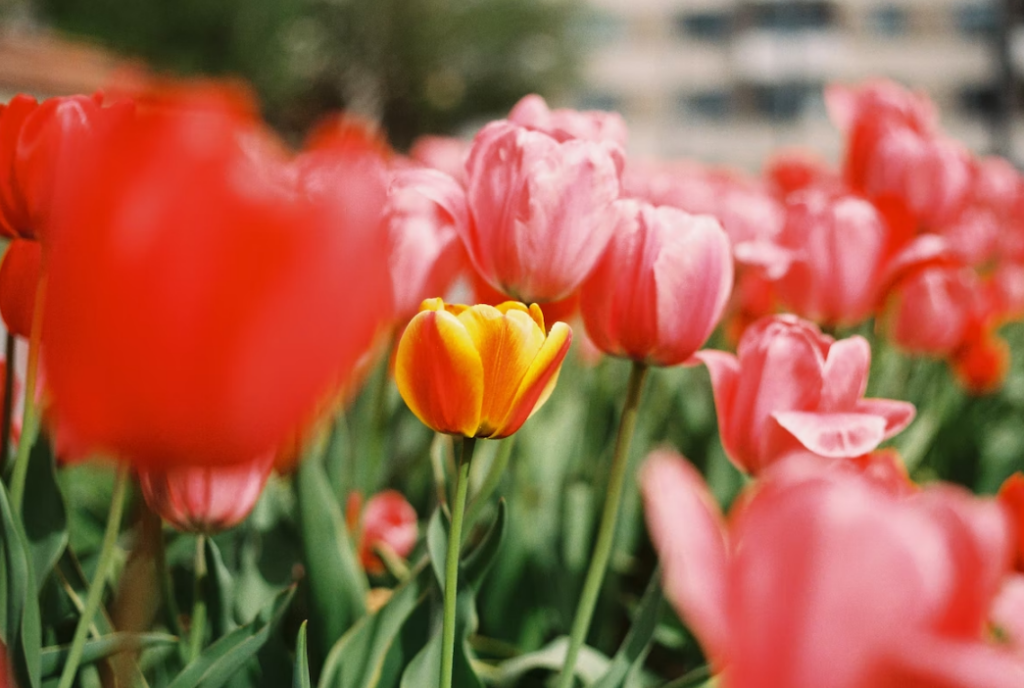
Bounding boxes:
395 299 571 439
348 490 418 575
138 452 274 533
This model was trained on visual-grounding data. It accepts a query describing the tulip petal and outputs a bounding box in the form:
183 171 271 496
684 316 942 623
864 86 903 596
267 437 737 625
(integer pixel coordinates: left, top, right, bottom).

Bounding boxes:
694 349 743 465
492 321 571 438
395 308 483 436
773 410 887 458
855 398 916 439
820 336 871 411
457 304 546 435
641 450 730 669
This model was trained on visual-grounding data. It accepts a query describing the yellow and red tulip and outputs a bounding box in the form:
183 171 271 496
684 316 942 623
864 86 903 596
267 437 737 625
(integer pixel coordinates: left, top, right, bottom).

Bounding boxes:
395 298 571 439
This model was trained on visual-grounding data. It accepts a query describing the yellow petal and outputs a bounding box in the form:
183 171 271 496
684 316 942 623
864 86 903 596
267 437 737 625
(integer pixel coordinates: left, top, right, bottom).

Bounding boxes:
457 305 546 436
395 308 483 436
491 321 572 438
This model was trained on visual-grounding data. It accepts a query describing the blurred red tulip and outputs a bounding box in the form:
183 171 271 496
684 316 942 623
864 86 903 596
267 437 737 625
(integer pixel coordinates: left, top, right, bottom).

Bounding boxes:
884 265 981 357
462 103 622 303
0 92 130 241
0 239 40 339
348 490 418 575
642 449 1024 688
999 473 1024 573
697 315 915 474
138 452 274 533
580 200 733 366
43 83 392 468
772 189 889 327
951 332 1010 396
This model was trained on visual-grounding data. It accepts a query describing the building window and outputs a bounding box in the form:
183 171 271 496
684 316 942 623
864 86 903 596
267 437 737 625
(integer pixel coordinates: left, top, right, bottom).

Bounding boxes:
679 90 734 120
955 3 999 37
749 2 836 32
867 5 909 36
577 92 623 113
750 82 818 121
674 11 733 41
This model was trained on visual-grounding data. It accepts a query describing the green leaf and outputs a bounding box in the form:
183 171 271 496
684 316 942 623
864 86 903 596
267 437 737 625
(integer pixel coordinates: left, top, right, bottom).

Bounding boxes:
487 637 611 687
293 621 311 688
166 586 295 688
462 499 507 591
0 479 41 688
40 632 178 679
20 432 68 593
318 562 433 688
426 509 447 590
296 446 368 659
593 571 664 688
205 538 236 639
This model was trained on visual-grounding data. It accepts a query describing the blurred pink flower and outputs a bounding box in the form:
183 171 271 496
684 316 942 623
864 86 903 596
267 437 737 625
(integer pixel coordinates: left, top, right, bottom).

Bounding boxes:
642 449 1024 688
697 315 914 474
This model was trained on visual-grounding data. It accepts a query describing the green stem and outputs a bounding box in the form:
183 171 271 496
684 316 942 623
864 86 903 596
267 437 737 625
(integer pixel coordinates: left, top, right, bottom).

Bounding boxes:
439 436 476 688
9 276 45 513
465 436 514 528
1 332 15 471
57 464 130 688
557 361 648 688
188 533 208 662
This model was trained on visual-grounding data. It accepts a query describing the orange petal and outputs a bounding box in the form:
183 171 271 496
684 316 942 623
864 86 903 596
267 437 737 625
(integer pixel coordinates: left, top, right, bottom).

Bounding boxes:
491 320 572 438
395 308 483 436
457 305 546 436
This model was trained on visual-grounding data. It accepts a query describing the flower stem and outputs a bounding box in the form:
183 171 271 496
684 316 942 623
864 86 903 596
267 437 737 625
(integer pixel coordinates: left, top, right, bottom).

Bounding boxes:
188 533 208 662
57 463 130 688
1 332 15 470
557 361 648 688
439 436 476 688
9 275 46 514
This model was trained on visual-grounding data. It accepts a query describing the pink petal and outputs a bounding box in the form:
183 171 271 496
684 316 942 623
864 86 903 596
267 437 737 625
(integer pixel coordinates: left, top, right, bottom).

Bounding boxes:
854 398 916 439
641 449 731 669
773 411 887 458
820 336 871 411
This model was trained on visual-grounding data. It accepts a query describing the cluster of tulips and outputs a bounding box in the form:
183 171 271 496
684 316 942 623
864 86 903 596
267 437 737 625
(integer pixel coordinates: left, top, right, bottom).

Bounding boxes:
0 73 1023 688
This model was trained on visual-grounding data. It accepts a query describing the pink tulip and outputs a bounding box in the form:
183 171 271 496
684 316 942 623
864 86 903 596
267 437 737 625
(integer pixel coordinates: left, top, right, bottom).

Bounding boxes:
347 490 418 575
408 135 469 184
642 449 1024 688
385 169 469 322
697 315 914 474
508 94 627 166
461 113 622 303
884 264 981 356
138 452 275 533
772 189 889 327
579 200 733 366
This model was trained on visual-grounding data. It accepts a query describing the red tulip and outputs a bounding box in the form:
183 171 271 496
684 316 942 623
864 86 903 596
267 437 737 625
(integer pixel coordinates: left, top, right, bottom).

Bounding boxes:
138 452 274 533
0 92 130 241
642 449 1024 688
697 315 915 474
385 169 469 322
347 490 418 575
580 200 733 366
772 189 889 327
999 473 1024 572
461 110 622 303
0 239 41 339
43 83 392 468
884 264 981 357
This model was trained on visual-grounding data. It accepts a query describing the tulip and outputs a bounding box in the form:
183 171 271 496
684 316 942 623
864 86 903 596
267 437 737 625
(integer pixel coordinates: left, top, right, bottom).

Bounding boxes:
461 114 622 303
697 315 915 474
0 239 41 339
138 452 275 533
347 490 419 575
770 190 888 327
386 169 469 323
0 92 130 241
42 83 392 468
508 94 628 155
580 200 733 366
395 298 571 439
642 449 1024 688
999 473 1024 572
884 265 980 356
408 135 469 183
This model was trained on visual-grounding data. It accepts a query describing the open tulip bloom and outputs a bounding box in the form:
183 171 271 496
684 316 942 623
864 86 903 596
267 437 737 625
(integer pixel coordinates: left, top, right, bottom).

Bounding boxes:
9 76 1024 688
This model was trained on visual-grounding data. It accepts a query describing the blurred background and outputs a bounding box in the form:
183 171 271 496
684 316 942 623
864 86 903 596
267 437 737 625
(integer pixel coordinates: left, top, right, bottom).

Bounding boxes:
3 0 1024 168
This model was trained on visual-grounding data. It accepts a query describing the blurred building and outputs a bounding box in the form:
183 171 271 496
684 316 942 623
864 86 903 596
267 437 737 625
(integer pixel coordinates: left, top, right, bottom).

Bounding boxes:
571 0 1021 169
